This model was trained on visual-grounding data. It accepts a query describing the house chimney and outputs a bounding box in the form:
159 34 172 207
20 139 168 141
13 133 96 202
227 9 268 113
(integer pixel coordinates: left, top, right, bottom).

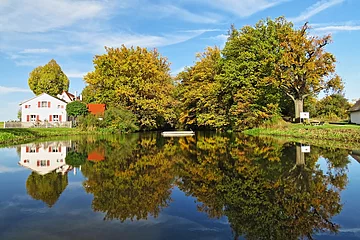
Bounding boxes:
79 94 83 101
74 91 77 101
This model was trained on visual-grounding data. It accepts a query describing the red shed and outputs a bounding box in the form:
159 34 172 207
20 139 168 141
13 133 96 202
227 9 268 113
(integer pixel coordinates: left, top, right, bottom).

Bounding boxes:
87 104 106 116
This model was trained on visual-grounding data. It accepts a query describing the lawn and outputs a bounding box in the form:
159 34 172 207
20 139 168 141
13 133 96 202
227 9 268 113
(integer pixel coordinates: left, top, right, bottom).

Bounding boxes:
244 123 360 144
0 127 86 146
0 122 3 128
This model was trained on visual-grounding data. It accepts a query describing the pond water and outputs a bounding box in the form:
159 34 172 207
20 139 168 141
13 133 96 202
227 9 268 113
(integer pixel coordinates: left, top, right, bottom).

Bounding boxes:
1 132 360 240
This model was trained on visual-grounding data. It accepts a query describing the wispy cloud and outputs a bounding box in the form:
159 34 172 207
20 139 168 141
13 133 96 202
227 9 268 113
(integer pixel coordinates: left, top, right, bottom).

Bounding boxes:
20 48 50 54
150 4 223 24
171 66 186 76
289 0 344 23
313 24 360 33
190 0 287 17
0 86 31 94
0 0 109 33
65 71 88 78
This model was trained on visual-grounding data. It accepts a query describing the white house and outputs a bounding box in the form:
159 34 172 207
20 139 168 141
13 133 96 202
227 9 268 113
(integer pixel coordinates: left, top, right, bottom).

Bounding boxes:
350 100 360 124
18 141 69 175
57 91 78 103
20 93 68 123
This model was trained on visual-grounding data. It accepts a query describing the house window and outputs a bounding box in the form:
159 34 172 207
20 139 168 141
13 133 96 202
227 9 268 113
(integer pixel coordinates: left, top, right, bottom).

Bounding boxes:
53 115 59 122
29 148 36 153
38 160 49 167
25 105 31 109
58 105 61 109
52 147 59 152
30 115 37 122
41 101 47 107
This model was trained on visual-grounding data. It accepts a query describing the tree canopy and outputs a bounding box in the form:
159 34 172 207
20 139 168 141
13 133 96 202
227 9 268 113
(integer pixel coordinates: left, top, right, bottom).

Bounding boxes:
175 17 344 129
84 46 176 130
28 59 69 96
66 101 88 117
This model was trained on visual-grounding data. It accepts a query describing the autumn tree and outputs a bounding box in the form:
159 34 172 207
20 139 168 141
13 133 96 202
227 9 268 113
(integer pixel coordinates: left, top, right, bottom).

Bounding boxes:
216 19 289 130
316 94 351 120
84 46 176 130
28 59 69 96
273 20 343 121
176 47 226 129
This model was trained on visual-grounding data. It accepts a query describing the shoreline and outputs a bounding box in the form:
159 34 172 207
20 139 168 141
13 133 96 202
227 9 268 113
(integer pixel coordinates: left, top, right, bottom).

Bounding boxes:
243 123 360 150
0 128 93 147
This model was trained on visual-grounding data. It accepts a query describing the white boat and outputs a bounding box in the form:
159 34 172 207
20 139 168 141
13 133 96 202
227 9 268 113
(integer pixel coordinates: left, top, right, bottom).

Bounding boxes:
161 131 195 137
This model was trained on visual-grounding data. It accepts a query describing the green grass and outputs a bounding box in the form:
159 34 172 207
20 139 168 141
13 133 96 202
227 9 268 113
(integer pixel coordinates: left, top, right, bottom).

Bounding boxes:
0 128 90 146
0 122 3 128
244 123 360 147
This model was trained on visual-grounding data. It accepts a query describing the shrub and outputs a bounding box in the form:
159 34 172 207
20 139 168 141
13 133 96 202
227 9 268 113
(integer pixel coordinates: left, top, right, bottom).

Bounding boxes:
103 107 139 133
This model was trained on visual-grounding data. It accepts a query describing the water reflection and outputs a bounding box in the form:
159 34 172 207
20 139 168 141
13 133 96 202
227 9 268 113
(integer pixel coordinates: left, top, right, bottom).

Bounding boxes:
15 134 353 239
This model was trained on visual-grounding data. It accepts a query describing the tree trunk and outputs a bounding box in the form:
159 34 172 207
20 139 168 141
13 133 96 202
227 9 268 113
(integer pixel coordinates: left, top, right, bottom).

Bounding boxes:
294 98 304 123
296 145 305 166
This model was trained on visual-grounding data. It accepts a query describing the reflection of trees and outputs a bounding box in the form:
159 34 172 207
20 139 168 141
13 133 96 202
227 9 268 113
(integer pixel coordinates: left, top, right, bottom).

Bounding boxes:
80 134 177 221
177 134 349 240
26 172 68 207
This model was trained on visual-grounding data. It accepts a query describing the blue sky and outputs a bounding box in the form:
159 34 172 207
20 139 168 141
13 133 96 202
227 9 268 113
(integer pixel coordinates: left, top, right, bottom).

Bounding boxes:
0 0 359 121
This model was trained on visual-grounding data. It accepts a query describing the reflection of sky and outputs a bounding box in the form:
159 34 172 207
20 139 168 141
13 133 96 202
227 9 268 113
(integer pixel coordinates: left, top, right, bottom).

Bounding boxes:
2 146 360 239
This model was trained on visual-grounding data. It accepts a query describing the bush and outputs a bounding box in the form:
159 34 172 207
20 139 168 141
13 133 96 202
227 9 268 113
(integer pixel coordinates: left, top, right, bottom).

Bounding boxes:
103 107 139 133
77 114 102 131
66 101 88 117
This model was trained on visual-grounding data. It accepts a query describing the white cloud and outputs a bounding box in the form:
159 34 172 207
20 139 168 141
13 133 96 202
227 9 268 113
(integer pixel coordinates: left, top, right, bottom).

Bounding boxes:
189 0 287 17
20 48 50 54
171 66 186 76
313 24 360 34
150 4 222 24
0 0 109 33
289 0 344 23
0 86 31 94
65 71 88 79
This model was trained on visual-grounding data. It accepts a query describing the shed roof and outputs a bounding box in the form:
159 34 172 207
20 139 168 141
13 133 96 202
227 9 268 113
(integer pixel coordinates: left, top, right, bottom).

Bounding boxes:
87 104 106 116
350 100 360 112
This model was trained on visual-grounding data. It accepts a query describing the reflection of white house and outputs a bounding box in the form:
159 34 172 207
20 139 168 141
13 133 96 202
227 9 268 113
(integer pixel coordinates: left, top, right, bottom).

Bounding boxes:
19 142 70 175
20 93 68 123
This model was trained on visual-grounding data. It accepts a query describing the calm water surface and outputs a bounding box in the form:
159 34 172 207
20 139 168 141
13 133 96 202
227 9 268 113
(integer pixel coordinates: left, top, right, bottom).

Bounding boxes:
1 132 360 240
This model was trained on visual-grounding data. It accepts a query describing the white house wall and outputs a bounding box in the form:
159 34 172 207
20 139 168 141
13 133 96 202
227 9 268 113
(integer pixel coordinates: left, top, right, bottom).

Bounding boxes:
351 111 360 124
21 93 67 123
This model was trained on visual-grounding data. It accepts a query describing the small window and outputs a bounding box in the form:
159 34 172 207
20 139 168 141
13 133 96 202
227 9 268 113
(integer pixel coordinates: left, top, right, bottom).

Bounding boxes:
52 147 59 153
28 105 31 109
53 115 59 122
29 148 36 153
58 105 61 109
39 160 48 167
30 115 37 122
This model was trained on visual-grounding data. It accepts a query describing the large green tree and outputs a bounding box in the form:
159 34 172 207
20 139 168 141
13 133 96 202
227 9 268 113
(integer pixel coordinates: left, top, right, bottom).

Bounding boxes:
176 47 226 129
84 46 176 130
273 20 343 121
28 59 69 96
216 19 287 130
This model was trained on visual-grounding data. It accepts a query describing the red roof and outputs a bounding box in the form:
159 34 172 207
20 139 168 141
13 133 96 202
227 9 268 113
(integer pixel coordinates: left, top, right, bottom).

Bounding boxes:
87 104 106 116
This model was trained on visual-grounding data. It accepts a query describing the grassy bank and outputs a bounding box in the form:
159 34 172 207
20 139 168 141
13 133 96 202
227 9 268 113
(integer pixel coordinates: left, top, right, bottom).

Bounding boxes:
244 123 360 147
0 128 90 146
